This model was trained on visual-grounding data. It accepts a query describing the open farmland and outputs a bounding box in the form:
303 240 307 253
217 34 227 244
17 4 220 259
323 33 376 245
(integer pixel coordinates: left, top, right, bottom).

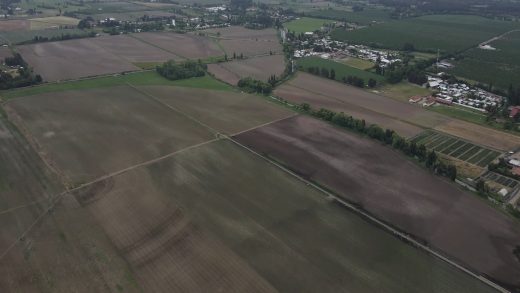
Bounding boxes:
284 17 334 33
449 31 520 90
234 115 520 290
1 137 498 292
3 81 292 184
0 20 30 32
202 26 283 57
411 131 501 167
29 16 79 30
208 54 285 85
4 85 214 184
131 32 223 59
331 15 520 52
277 73 520 150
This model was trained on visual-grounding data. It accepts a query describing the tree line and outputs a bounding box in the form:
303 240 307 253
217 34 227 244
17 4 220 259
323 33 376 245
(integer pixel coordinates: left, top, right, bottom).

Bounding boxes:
156 60 206 81
237 77 272 94
18 31 96 45
299 103 457 181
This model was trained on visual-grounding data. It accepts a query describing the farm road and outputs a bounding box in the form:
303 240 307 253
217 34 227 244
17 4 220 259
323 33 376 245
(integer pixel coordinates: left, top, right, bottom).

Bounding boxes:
479 29 520 47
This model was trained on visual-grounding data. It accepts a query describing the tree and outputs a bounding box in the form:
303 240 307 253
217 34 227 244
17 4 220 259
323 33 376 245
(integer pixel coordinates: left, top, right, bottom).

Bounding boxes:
330 69 336 80
447 165 457 181
300 103 311 112
320 67 329 79
368 78 377 88
402 42 415 52
426 150 437 168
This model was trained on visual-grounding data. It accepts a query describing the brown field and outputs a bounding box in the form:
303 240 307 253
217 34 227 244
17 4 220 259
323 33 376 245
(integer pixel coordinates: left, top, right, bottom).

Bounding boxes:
435 120 520 151
90 34 179 62
0 20 29 32
201 26 283 57
132 32 223 59
278 73 520 150
0 137 497 292
275 77 426 137
234 115 520 290
208 54 285 85
17 38 141 81
202 26 280 41
135 85 293 135
219 38 283 57
4 86 214 184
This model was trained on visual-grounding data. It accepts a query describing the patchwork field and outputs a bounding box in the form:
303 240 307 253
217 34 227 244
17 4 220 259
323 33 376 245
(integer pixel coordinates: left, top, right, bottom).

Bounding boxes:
0 28 89 45
3 82 293 184
411 131 501 167
277 73 520 150
131 32 223 59
202 26 283 57
307 8 392 25
234 115 520 290
208 54 285 85
331 15 520 53
17 31 228 81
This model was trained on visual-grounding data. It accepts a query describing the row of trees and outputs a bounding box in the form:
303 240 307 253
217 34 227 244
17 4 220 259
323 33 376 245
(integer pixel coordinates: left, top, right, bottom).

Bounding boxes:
305 66 377 88
18 31 96 45
156 60 206 80
237 77 272 94
300 103 457 181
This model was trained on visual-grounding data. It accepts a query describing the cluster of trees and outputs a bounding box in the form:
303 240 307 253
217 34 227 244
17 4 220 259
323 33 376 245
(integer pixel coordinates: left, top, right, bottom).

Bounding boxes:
376 57 431 85
342 75 367 88
19 31 96 45
305 66 335 79
267 75 278 86
237 77 272 94
507 84 520 106
156 60 206 80
0 54 42 90
300 103 457 181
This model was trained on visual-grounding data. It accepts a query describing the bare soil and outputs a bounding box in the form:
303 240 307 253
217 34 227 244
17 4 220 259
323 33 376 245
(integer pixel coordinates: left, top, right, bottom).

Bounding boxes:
234 115 520 290
208 54 285 85
0 20 30 32
132 32 223 59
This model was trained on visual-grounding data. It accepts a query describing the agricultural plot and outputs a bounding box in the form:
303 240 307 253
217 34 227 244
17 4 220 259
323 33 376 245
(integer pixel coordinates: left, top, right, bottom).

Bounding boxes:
331 15 520 53
17 37 140 81
283 17 334 33
4 85 214 184
16 138 498 292
411 131 501 167
0 28 88 45
131 32 223 59
297 56 384 85
0 20 30 32
278 73 520 150
208 54 285 85
29 16 79 30
134 85 293 135
306 8 392 25
202 26 283 57
234 115 520 290
88 10 176 21
449 31 520 90
482 171 519 189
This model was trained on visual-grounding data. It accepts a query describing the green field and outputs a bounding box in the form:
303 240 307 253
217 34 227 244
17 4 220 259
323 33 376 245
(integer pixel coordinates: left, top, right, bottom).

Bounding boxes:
412 131 501 167
340 57 375 70
0 71 233 99
380 81 432 102
297 56 384 86
331 15 520 53
448 31 520 90
284 17 335 33
306 8 392 25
